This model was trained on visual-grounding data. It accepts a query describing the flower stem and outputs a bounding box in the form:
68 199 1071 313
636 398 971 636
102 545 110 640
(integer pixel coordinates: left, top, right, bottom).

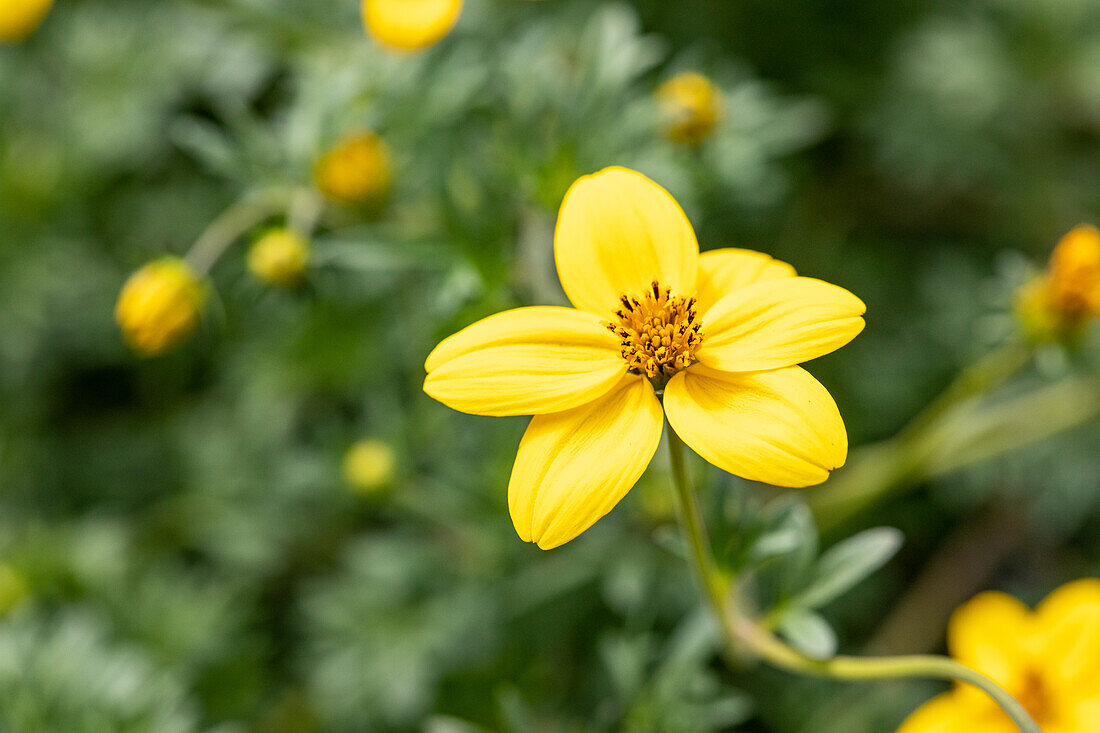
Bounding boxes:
808 340 1032 531
663 422 1042 733
186 194 282 275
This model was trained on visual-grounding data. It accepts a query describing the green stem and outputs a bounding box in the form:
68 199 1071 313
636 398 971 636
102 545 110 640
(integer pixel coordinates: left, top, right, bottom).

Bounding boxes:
664 423 1042 733
896 340 1032 443
186 194 281 275
808 339 1032 531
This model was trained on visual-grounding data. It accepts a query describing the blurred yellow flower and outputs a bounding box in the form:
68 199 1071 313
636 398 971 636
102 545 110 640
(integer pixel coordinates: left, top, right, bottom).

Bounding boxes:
897 579 1100 733
343 439 396 494
115 257 205 357
0 0 53 42
1015 225 1100 341
0 563 28 616
248 229 310 288
361 0 463 51
657 71 724 145
1047 225 1100 320
313 131 392 207
424 167 865 549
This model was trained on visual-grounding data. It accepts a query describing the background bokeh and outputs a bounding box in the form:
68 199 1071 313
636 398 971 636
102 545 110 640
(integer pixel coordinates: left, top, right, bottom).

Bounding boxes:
2 0 1099 731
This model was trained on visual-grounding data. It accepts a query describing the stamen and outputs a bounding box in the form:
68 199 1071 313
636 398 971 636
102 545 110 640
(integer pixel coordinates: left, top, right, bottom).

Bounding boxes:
604 281 703 379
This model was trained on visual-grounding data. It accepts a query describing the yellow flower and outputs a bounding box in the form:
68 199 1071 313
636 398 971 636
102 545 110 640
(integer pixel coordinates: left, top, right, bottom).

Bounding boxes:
248 229 310 288
897 579 1100 733
343 439 397 494
1014 225 1100 341
313 131 392 207
361 0 463 52
0 0 53 42
424 167 865 549
115 257 205 357
1047 225 1100 320
657 72 724 145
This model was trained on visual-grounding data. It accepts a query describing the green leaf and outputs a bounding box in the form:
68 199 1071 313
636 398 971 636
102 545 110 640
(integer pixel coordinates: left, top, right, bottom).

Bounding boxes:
793 527 903 609
777 608 838 660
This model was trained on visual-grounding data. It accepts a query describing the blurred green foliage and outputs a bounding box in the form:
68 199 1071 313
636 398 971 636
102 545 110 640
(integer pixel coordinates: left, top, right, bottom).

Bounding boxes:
1 0 1099 731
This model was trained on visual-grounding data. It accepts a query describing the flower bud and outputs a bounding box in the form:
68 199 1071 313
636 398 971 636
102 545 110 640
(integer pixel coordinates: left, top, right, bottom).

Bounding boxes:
0 0 53 42
115 257 205 357
342 439 396 494
313 132 392 207
361 0 463 52
1015 225 1100 342
248 229 310 288
1047 225 1100 320
657 72 724 145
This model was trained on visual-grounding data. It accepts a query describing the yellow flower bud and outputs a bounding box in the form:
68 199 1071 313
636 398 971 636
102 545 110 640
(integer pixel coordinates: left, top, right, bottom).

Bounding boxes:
1047 224 1100 320
0 563 28 616
342 439 397 494
0 0 53 42
361 0 463 52
115 257 205 357
247 229 310 288
1015 225 1100 342
313 132 392 207
657 71 724 145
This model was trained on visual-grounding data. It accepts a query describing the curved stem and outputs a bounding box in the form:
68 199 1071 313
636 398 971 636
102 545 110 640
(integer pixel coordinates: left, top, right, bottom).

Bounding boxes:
186 194 281 275
663 423 1042 733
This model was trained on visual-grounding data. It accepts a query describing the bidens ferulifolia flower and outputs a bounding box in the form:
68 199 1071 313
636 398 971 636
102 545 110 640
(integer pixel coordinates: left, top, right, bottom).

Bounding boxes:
248 229 310 288
898 579 1100 733
1016 225 1100 341
361 0 463 51
115 257 205 357
0 0 53 42
424 167 865 550
313 131 392 207
657 72 724 145
343 439 397 495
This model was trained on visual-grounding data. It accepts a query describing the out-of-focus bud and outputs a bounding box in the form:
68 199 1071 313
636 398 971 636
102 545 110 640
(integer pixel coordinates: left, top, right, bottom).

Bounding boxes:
1015 225 1100 342
0 563 28 616
361 0 463 52
0 0 53 42
342 439 396 494
115 257 205 357
248 229 310 289
1047 225 1100 320
657 71 724 145
313 131 393 208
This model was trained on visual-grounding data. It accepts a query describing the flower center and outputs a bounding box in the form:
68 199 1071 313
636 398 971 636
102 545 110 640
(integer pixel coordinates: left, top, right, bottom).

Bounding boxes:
605 281 703 380
1015 669 1054 724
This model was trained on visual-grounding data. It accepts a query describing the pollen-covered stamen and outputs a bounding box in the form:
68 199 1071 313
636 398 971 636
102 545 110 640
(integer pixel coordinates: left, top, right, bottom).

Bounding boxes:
604 280 703 379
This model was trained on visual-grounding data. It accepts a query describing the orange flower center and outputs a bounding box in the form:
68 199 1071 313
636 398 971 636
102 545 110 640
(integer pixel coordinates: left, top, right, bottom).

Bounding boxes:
605 281 703 380
1015 669 1054 725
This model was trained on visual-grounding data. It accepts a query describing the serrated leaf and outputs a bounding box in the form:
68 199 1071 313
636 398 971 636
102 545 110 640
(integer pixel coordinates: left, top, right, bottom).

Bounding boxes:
793 527 903 609
777 608 838 660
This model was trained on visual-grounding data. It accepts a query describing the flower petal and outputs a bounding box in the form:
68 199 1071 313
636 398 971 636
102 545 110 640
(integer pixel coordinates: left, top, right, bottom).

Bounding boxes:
896 692 1011 733
696 277 866 372
663 365 847 487
947 591 1033 689
554 167 698 316
694 248 797 315
509 376 663 550
1035 579 1100 692
424 307 626 416
361 0 463 51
